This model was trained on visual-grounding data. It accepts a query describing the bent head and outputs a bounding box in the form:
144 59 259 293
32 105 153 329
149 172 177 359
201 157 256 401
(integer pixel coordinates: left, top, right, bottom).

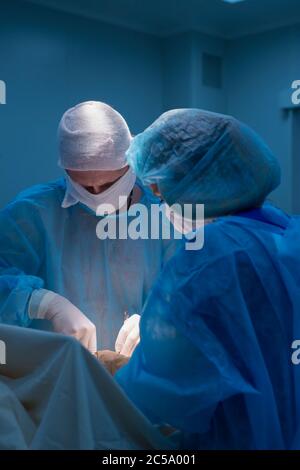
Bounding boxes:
58 101 136 213
126 109 281 218
58 100 132 188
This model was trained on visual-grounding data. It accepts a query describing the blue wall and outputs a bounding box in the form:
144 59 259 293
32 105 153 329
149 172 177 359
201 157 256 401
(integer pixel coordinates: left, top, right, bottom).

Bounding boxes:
0 0 163 207
1 0 300 213
225 25 300 213
163 26 300 213
162 32 226 113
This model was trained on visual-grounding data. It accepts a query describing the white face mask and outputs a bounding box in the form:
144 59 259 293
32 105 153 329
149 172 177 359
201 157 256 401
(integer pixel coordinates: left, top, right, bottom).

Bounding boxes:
164 203 211 234
62 168 136 215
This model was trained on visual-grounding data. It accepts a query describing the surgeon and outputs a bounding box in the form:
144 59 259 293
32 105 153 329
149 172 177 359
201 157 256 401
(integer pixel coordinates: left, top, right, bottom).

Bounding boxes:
116 109 300 449
0 101 175 353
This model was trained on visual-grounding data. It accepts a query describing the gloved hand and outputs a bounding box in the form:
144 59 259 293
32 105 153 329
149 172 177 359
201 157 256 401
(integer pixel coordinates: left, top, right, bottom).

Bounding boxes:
115 314 140 357
29 289 97 353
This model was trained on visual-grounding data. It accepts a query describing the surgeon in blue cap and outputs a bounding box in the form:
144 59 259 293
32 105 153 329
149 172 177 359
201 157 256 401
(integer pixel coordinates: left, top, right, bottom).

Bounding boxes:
116 109 300 449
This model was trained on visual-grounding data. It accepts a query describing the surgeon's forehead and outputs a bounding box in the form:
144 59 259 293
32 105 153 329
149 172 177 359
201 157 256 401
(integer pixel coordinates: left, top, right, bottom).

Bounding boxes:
67 167 128 184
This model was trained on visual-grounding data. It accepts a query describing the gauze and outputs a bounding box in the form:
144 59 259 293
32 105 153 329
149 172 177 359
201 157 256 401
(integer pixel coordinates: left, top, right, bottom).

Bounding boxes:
58 101 132 171
62 168 136 215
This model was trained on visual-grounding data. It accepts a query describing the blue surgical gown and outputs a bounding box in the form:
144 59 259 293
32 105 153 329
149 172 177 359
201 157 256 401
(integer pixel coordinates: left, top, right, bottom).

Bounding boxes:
116 204 300 449
0 178 175 349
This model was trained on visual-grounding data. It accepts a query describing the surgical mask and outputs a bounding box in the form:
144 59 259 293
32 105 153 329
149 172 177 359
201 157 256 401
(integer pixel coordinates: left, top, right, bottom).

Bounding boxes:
164 203 210 234
62 168 136 215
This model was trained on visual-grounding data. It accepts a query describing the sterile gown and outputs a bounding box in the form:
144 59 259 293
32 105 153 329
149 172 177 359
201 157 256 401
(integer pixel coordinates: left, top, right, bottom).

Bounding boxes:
0 324 174 450
116 204 300 449
0 178 175 349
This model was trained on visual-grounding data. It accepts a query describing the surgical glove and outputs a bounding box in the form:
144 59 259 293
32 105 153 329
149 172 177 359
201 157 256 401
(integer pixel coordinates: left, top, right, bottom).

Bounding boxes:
115 314 140 357
29 289 97 353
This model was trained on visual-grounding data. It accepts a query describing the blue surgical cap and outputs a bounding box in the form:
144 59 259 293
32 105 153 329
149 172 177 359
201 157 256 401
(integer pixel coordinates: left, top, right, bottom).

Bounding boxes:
126 109 281 218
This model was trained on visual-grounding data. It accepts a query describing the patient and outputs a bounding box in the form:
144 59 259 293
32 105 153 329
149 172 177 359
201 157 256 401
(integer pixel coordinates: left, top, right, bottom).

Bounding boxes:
95 350 129 375
0 324 172 450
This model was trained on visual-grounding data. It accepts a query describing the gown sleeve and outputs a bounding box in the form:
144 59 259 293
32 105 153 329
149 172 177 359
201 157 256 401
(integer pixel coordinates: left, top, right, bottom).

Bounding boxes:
0 201 45 326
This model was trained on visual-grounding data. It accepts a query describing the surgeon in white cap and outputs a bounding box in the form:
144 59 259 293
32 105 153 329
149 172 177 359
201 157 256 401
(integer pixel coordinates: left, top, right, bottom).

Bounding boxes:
0 101 175 355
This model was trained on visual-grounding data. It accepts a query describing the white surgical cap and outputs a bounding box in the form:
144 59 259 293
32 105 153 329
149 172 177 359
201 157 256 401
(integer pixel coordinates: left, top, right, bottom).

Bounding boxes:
58 101 132 171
